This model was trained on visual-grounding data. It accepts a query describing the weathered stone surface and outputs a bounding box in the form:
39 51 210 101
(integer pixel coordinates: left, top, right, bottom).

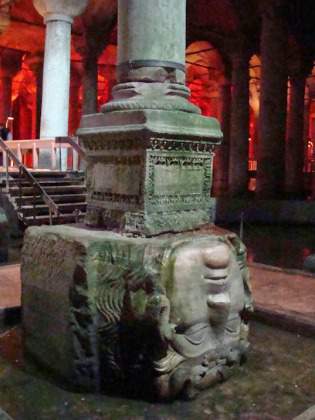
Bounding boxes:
22 224 252 400
78 109 222 235
1 323 315 418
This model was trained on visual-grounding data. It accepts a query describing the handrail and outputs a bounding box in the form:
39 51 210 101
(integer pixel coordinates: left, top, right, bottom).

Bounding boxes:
0 137 59 222
55 136 86 160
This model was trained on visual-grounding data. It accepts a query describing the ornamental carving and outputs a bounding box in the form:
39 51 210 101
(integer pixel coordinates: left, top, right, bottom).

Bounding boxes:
70 233 252 400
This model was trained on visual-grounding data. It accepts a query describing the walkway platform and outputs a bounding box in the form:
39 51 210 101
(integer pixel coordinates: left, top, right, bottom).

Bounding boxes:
0 262 315 335
0 264 20 311
0 264 20 327
249 263 315 336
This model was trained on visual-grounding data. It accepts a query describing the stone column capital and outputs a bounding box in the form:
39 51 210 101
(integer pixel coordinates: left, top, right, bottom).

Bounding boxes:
33 0 88 23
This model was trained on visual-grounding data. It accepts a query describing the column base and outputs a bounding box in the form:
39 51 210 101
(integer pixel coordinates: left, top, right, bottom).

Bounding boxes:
78 108 223 235
22 224 252 400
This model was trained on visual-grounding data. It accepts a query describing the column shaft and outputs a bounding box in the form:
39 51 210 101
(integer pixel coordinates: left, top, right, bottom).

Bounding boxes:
228 53 250 196
256 2 288 197
213 82 231 195
69 66 82 134
117 0 185 84
285 75 306 195
82 51 98 114
40 18 71 138
0 76 12 123
35 68 43 139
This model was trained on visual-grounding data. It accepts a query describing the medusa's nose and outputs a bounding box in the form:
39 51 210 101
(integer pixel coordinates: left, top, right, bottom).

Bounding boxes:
202 243 230 270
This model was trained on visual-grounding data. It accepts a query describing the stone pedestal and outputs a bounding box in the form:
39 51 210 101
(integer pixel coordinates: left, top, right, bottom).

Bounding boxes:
22 0 251 401
78 0 221 235
22 224 251 399
79 109 221 236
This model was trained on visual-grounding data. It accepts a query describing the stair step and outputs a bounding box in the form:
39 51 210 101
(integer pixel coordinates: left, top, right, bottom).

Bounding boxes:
9 185 86 196
23 212 86 226
15 193 86 206
8 179 85 188
8 171 75 179
19 202 86 216
15 194 86 206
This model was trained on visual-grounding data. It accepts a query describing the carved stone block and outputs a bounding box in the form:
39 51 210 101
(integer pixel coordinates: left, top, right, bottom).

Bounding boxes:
22 224 252 400
77 109 222 235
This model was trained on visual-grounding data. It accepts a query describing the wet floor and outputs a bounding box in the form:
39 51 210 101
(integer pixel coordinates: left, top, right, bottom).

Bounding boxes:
0 322 314 419
219 223 315 271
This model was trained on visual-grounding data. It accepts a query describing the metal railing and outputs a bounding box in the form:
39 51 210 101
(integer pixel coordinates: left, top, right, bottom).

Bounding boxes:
0 136 85 171
0 138 59 224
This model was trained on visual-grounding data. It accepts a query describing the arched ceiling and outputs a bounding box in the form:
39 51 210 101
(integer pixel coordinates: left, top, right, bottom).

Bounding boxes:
0 0 315 68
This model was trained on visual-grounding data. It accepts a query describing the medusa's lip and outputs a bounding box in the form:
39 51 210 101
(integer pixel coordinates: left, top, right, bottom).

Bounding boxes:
203 269 228 287
203 276 227 286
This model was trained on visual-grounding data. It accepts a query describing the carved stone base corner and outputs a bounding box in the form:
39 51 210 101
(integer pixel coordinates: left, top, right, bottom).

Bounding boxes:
22 224 252 400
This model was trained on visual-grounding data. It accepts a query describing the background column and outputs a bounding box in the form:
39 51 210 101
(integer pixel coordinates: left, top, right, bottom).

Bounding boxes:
285 59 311 196
33 0 88 169
0 49 22 125
228 49 250 196
213 79 231 196
256 0 288 197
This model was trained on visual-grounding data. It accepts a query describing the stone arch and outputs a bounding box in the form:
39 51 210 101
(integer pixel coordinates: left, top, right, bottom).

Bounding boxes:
186 40 226 118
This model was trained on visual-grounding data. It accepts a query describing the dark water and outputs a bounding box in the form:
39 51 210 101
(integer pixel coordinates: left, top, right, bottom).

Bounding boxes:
218 223 315 270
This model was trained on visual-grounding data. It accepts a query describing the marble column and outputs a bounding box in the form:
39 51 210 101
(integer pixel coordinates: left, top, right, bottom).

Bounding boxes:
213 80 231 195
33 0 88 169
285 67 310 196
256 0 288 197
102 0 197 115
228 50 250 196
117 0 185 83
0 49 22 125
304 84 311 141
81 48 99 115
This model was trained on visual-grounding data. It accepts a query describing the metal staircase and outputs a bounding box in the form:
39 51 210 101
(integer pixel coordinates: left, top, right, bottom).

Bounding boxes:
0 138 86 226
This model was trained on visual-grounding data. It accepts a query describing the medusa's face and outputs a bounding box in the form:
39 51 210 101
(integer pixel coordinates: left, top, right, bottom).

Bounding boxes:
168 238 244 358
